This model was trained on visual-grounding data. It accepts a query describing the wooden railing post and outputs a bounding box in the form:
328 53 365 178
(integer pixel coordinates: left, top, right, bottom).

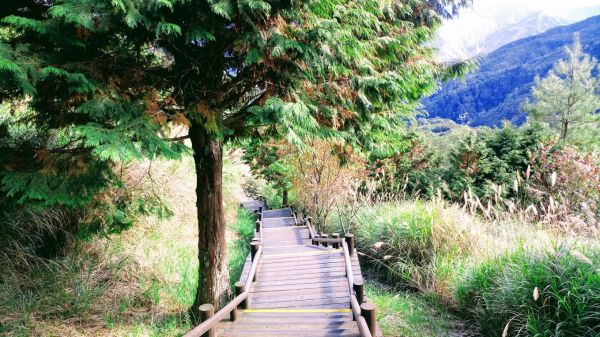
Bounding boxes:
361 302 377 336
332 233 340 249
199 304 215 337
322 233 329 247
345 234 355 256
353 280 364 304
293 211 299 225
230 306 238 322
313 232 319 246
255 220 261 233
250 241 260 281
251 240 259 261
235 282 248 309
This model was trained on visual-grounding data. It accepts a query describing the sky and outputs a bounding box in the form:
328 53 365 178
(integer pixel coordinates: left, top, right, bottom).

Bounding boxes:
435 0 600 60
445 0 600 24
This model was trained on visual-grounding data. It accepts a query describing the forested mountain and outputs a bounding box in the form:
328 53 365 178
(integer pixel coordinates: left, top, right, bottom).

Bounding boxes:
424 15 600 127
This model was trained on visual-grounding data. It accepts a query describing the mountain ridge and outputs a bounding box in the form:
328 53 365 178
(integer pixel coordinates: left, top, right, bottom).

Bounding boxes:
424 15 600 127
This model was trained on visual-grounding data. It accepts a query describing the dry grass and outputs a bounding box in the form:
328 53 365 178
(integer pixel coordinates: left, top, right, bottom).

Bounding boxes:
344 196 597 306
0 150 255 336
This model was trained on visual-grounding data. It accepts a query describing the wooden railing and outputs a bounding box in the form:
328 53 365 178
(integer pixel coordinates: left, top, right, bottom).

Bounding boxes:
183 208 264 337
303 216 377 337
184 206 377 337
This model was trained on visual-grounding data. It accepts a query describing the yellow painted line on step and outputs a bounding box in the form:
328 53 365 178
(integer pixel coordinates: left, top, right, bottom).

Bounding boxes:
262 244 311 249
263 250 341 257
243 308 352 313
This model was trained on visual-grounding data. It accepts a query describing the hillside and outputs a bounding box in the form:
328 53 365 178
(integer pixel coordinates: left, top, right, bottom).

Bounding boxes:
424 15 600 127
435 12 566 62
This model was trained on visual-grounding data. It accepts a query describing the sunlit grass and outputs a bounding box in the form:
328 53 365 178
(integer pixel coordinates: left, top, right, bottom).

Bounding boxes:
227 209 255 286
0 152 257 336
366 283 457 337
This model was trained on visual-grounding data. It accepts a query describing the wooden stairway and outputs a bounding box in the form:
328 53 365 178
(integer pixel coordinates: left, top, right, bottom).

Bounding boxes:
219 206 366 337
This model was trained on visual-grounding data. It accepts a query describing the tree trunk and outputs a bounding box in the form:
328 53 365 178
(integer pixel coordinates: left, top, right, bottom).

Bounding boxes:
189 122 230 323
282 189 289 206
560 120 569 140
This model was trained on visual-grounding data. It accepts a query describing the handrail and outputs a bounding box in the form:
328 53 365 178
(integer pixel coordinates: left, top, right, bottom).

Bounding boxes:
306 217 373 337
183 246 263 337
305 218 317 239
343 240 373 337
183 210 265 337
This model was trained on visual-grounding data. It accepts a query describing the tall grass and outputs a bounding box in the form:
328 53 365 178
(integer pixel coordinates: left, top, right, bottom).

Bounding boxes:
339 199 600 337
456 246 600 337
348 201 487 301
0 151 259 336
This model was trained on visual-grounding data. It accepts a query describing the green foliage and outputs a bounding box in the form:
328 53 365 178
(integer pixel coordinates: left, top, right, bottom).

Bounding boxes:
369 131 444 198
424 16 600 127
0 0 465 238
241 139 293 200
443 124 546 201
523 34 600 142
456 247 600 337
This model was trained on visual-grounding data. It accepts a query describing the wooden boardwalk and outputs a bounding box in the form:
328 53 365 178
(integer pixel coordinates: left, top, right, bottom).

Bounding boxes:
219 206 371 337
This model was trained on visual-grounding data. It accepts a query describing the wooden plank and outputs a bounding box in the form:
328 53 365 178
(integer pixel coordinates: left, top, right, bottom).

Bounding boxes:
251 275 348 288
250 296 350 308
240 312 353 319
252 280 349 292
221 330 359 337
258 264 346 275
258 260 358 272
212 205 375 337
249 292 349 305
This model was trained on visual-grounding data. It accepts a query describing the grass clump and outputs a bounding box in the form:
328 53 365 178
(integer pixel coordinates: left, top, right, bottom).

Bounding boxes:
352 201 482 301
0 151 258 336
456 246 600 337
345 199 600 336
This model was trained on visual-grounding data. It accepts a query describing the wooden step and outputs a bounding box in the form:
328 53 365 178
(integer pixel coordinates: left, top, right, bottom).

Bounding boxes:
215 204 372 337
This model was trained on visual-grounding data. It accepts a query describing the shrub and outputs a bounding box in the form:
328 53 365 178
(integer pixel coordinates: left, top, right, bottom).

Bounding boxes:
289 141 365 229
456 246 600 337
368 132 444 199
526 141 600 227
443 124 545 202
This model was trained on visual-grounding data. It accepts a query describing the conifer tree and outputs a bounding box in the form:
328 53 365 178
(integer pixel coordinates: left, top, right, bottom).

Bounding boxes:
0 0 469 321
524 34 600 141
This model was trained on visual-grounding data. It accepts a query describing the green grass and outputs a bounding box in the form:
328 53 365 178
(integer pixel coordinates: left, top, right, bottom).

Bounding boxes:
350 201 469 297
456 246 600 337
366 283 458 337
345 200 600 337
227 209 255 286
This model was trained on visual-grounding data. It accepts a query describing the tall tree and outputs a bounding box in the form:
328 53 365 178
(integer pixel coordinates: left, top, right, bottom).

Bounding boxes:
523 34 600 141
0 0 469 321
